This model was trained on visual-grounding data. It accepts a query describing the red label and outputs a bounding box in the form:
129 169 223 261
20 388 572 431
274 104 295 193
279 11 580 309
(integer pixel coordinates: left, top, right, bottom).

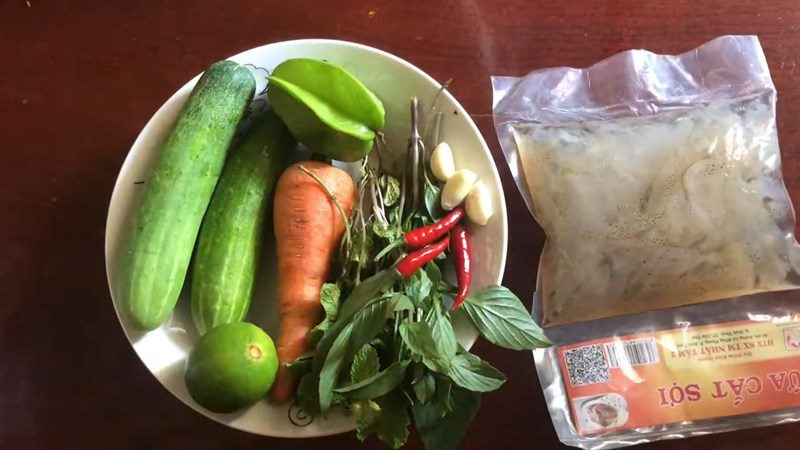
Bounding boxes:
558 317 800 434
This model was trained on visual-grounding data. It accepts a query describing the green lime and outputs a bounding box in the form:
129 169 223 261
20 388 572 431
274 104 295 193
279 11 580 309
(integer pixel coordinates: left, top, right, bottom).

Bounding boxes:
185 322 278 413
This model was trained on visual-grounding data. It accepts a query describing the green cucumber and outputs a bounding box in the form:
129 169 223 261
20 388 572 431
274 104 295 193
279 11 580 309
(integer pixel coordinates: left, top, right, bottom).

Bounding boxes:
191 112 294 335
117 60 255 330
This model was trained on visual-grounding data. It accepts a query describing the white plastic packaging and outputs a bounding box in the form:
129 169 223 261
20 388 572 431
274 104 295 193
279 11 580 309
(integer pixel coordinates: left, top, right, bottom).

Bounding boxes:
492 36 800 448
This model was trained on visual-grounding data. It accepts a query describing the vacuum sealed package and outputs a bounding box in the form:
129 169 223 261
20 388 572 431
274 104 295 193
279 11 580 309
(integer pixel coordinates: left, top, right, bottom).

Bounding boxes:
492 36 800 448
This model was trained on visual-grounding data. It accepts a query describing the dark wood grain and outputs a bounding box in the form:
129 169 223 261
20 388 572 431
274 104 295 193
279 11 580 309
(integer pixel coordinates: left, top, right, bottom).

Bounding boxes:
1 1 798 449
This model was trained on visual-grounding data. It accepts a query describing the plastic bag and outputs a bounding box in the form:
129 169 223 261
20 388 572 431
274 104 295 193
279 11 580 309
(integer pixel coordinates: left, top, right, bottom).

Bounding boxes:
492 36 800 448
493 35 800 327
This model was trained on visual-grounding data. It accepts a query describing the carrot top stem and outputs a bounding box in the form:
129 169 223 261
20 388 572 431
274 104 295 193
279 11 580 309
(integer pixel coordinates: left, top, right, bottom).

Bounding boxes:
297 164 352 246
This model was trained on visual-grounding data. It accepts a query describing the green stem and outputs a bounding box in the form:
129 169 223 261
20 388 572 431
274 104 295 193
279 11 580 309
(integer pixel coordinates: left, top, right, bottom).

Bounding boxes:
374 239 403 262
410 98 421 216
423 78 451 145
371 174 387 226
398 143 410 221
297 164 351 248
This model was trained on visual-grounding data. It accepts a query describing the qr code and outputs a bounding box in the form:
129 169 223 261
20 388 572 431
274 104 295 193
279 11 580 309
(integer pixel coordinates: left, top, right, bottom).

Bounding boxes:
563 345 610 387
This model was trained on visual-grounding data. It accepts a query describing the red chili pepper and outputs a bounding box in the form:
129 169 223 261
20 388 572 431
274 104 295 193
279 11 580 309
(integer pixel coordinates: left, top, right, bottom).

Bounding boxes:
396 235 450 278
405 206 464 249
374 207 463 262
450 224 471 311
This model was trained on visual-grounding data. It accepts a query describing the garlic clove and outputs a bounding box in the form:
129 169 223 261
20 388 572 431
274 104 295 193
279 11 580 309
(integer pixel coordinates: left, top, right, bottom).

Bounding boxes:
430 142 456 182
441 169 478 211
465 179 493 225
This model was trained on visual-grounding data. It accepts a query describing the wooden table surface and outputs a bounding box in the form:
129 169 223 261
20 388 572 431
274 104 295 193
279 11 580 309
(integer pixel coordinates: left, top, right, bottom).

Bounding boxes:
1 1 798 449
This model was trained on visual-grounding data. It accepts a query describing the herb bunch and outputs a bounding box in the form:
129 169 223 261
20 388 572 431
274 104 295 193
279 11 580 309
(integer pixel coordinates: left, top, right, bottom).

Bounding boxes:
288 94 551 450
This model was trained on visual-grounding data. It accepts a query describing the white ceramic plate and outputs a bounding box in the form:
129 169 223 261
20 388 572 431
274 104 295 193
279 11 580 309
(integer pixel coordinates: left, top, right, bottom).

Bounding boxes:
105 39 508 438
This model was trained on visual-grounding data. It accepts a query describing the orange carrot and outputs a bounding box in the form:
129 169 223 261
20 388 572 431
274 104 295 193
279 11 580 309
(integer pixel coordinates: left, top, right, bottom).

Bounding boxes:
271 161 356 404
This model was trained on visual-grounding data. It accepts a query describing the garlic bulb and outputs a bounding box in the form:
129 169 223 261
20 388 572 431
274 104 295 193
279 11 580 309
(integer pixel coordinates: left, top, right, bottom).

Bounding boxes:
430 142 456 181
441 169 478 211
465 180 493 225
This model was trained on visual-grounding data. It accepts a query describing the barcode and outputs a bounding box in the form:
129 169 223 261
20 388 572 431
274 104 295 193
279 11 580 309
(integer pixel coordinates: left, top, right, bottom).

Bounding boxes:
605 338 660 368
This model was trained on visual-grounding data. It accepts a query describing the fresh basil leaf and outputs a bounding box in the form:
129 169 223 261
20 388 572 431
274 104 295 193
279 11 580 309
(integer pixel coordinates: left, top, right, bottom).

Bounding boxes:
423 357 449 374
321 295 397 411
425 262 442 291
308 320 328 347
399 322 439 359
351 399 382 441
332 391 347 407
371 390 411 449
382 175 401 207
388 204 403 227
313 269 399 373
413 372 436 404
347 296 397 364
424 177 444 220
335 360 409 400
352 228 374 266
400 321 450 373
372 220 393 239
370 335 386 346
319 322 354 411
429 312 457 358
389 223 405 242
412 213 433 228
413 385 481 450
313 312 357 373
320 283 341 321
306 283 341 347
351 345 380 383
461 285 552 350
445 353 506 393
286 353 313 378
432 376 453 416
392 294 415 312
338 269 399 319
295 373 321 416
406 269 433 305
